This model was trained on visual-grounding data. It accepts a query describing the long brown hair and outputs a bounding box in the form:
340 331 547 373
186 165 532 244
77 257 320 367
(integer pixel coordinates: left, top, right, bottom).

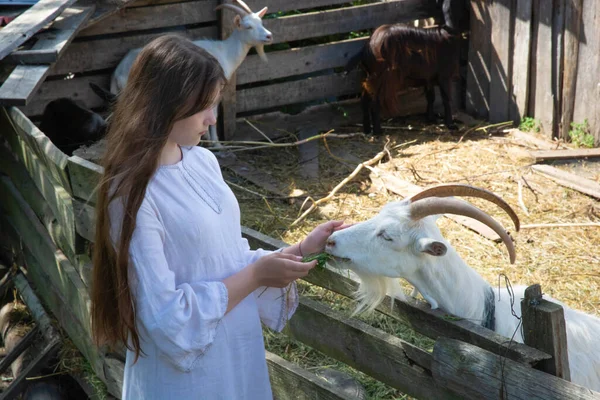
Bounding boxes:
91 34 226 361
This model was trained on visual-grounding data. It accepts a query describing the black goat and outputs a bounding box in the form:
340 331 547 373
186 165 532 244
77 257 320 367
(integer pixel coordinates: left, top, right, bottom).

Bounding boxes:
40 98 106 156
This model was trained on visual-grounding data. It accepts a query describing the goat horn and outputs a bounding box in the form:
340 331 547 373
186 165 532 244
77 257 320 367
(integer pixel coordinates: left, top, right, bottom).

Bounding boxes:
408 184 520 231
410 197 516 264
232 0 253 13
215 4 249 16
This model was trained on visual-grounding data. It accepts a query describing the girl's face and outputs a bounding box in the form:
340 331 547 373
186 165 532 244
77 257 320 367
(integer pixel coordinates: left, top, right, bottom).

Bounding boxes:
168 105 218 147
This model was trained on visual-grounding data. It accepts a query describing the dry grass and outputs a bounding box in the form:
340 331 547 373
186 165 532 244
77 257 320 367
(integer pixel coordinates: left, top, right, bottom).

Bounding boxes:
222 115 600 399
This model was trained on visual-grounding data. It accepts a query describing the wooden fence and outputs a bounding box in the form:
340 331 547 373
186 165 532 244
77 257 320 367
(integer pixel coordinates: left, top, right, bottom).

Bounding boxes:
467 0 600 145
2 103 600 398
6 0 451 142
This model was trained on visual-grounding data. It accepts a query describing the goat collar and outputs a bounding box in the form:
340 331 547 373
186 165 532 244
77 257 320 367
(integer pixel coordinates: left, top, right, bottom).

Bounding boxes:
482 287 496 330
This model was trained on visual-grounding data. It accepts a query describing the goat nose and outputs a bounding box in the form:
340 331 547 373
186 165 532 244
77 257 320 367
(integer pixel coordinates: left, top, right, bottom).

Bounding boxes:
326 239 336 247
265 34 272 40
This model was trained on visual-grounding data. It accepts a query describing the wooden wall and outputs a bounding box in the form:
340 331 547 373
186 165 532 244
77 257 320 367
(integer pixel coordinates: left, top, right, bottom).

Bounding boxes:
466 0 599 146
19 0 447 140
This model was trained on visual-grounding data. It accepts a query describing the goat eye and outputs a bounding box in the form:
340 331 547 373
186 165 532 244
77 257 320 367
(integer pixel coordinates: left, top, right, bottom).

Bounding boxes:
246 25 253 29
377 231 393 242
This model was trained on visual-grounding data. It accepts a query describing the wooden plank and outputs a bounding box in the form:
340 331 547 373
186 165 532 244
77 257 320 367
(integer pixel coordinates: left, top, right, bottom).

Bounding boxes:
521 284 570 380
0 144 82 262
237 70 362 113
466 0 491 118
1 112 79 256
237 37 367 85
266 351 356 400
241 226 552 367
67 155 103 204
552 0 565 138
3 107 71 192
372 171 508 241
509 0 533 123
432 337 599 400
232 90 433 142
0 65 50 106
0 177 93 337
572 0 600 145
78 1 218 37
102 356 124 399
531 164 600 199
76 0 138 30
0 0 77 60
559 0 583 141
48 25 217 77
528 148 600 162
265 0 439 45
4 7 95 64
488 0 512 122
73 199 96 242
530 0 555 138
261 0 357 14
511 129 567 150
219 3 237 141
289 297 459 400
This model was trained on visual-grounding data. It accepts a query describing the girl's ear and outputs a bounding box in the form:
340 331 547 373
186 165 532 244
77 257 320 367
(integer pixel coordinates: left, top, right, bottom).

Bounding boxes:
234 15 242 28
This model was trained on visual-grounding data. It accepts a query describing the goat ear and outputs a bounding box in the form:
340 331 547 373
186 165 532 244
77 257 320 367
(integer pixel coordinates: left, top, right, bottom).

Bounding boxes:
417 238 447 257
234 15 242 28
257 7 268 18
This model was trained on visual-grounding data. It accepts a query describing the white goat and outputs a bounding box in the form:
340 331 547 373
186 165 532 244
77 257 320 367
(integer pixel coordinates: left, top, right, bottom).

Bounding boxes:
109 0 272 144
325 184 600 391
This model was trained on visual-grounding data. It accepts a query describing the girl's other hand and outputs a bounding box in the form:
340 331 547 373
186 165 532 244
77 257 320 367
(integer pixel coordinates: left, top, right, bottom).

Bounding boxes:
250 253 316 288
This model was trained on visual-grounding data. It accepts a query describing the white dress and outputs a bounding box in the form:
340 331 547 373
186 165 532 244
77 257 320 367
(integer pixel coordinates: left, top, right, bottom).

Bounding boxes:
108 146 298 399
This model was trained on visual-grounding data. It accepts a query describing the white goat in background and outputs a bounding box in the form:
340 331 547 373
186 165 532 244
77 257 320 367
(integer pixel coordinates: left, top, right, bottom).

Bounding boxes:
325 184 600 392
107 0 272 144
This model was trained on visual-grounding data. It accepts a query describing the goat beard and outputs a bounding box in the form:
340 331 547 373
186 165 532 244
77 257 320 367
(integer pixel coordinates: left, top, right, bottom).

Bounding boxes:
256 45 268 62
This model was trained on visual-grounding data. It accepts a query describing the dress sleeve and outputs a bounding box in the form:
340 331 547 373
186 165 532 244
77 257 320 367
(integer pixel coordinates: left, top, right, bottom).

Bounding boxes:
239 238 299 332
109 197 228 372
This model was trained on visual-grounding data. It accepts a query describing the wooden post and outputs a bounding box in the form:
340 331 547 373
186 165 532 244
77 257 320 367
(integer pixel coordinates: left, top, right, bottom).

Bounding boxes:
218 3 237 141
466 0 491 119
521 284 571 380
560 0 583 141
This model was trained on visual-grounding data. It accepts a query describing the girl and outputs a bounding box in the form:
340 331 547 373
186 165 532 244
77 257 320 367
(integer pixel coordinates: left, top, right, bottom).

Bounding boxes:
90 35 345 399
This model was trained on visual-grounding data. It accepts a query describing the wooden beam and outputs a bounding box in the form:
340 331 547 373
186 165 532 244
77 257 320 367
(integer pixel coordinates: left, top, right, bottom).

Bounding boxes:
3 6 94 64
12 272 58 342
488 0 512 122
266 351 357 400
466 0 491 118
530 0 554 138
288 297 458 400
78 0 217 37
0 65 50 106
531 164 600 199
432 337 597 400
237 70 362 114
219 4 237 141
241 226 552 367
0 0 77 60
521 284 570 380
528 148 600 162
560 0 583 141
67 155 103 204
509 0 532 123
237 37 367 85
0 325 40 376
264 0 439 45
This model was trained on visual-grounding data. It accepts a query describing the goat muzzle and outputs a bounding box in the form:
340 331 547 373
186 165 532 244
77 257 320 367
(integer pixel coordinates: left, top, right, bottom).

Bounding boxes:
409 197 517 264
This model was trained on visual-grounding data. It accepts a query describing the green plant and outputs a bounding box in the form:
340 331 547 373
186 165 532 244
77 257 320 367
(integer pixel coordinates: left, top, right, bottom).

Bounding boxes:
519 117 540 133
569 119 595 148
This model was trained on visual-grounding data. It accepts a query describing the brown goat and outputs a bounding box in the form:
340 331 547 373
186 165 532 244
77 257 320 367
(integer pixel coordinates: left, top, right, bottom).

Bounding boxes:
347 25 461 135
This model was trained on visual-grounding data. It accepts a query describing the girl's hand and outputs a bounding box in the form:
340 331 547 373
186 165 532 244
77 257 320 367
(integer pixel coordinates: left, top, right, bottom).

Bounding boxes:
250 253 316 288
300 220 351 256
